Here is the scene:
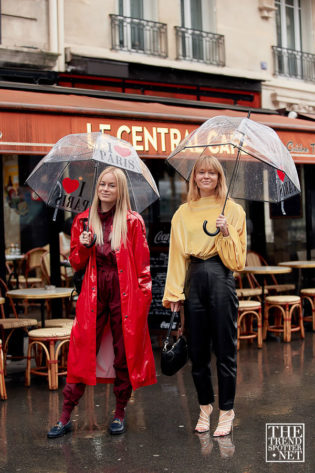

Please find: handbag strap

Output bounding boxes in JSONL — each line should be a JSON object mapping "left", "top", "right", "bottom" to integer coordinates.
{"left": 163, "top": 311, "right": 179, "bottom": 349}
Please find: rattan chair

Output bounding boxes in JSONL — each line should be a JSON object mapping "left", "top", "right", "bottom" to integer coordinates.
{"left": 12, "top": 247, "right": 47, "bottom": 288}
{"left": 26, "top": 326, "right": 71, "bottom": 390}
{"left": 246, "top": 251, "right": 295, "bottom": 294}
{"left": 263, "top": 295, "right": 304, "bottom": 342}
{"left": 300, "top": 288, "right": 315, "bottom": 331}
{"left": 237, "top": 300, "right": 262, "bottom": 349}
{"left": 0, "top": 339, "right": 7, "bottom": 400}
{"left": 0, "top": 278, "right": 38, "bottom": 375}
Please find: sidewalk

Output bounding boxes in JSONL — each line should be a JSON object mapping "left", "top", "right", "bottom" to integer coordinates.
{"left": 1, "top": 330, "right": 314, "bottom": 473}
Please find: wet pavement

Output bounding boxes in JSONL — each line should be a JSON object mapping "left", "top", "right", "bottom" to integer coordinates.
{"left": 1, "top": 330, "right": 315, "bottom": 473}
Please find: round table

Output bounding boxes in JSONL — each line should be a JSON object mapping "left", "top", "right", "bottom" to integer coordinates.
{"left": 241, "top": 266, "right": 292, "bottom": 314}
{"left": 7, "top": 287, "right": 73, "bottom": 328}
{"left": 278, "top": 261, "right": 315, "bottom": 292}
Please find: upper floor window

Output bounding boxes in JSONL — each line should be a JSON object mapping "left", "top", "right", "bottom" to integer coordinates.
{"left": 273, "top": 0, "right": 315, "bottom": 81}
{"left": 275, "top": 0, "right": 302, "bottom": 51}
{"left": 176, "top": 0, "right": 224, "bottom": 66}
{"left": 119, "top": 0, "right": 145, "bottom": 50}
{"left": 111, "top": 0, "right": 167, "bottom": 57}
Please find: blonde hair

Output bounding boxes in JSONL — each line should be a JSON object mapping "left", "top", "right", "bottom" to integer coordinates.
{"left": 89, "top": 167, "right": 131, "bottom": 250}
{"left": 187, "top": 156, "right": 228, "bottom": 203}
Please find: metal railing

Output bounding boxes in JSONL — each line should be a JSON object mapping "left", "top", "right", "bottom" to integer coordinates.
{"left": 273, "top": 46, "right": 315, "bottom": 82}
{"left": 175, "top": 26, "right": 225, "bottom": 66}
{"left": 110, "top": 14, "right": 167, "bottom": 58}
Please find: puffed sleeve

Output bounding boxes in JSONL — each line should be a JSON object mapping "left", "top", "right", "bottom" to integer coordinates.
{"left": 162, "top": 208, "right": 188, "bottom": 308}
{"left": 69, "top": 215, "right": 93, "bottom": 272}
{"left": 215, "top": 203, "right": 247, "bottom": 271}
{"left": 131, "top": 213, "right": 152, "bottom": 301}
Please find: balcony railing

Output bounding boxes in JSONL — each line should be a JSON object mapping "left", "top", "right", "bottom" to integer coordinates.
{"left": 273, "top": 46, "right": 315, "bottom": 82}
{"left": 175, "top": 26, "right": 225, "bottom": 66}
{"left": 110, "top": 14, "right": 167, "bottom": 58}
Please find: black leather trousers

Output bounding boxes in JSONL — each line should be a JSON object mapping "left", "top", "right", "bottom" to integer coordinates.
{"left": 184, "top": 255, "right": 238, "bottom": 410}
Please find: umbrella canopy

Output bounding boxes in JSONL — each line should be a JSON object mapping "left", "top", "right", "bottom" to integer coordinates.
{"left": 167, "top": 115, "right": 301, "bottom": 204}
{"left": 26, "top": 133, "right": 159, "bottom": 216}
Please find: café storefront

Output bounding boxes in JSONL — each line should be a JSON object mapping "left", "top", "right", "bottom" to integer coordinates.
{"left": 1, "top": 87, "right": 315, "bottom": 323}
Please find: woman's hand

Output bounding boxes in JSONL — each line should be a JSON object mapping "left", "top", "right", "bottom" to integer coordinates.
{"left": 170, "top": 301, "right": 181, "bottom": 313}
{"left": 216, "top": 214, "right": 229, "bottom": 237}
{"left": 79, "top": 230, "right": 92, "bottom": 246}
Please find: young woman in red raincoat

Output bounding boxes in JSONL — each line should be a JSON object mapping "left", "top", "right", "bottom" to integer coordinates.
{"left": 48, "top": 166, "right": 157, "bottom": 438}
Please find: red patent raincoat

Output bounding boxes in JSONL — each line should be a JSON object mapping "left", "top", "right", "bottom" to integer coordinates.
{"left": 67, "top": 208, "right": 157, "bottom": 390}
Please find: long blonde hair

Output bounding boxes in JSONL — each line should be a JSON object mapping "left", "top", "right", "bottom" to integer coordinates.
{"left": 89, "top": 167, "right": 131, "bottom": 250}
{"left": 187, "top": 156, "right": 228, "bottom": 203}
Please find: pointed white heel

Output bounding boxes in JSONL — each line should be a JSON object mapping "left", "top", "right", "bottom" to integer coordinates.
{"left": 213, "top": 409, "right": 235, "bottom": 437}
{"left": 194, "top": 404, "right": 213, "bottom": 433}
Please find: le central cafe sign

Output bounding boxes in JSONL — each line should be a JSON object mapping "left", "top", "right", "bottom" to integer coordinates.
{"left": 86, "top": 121, "right": 191, "bottom": 155}
{"left": 0, "top": 111, "right": 315, "bottom": 163}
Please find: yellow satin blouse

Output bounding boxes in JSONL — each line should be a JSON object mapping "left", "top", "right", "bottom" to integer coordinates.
{"left": 162, "top": 196, "right": 247, "bottom": 308}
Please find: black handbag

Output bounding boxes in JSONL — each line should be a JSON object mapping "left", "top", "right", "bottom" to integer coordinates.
{"left": 72, "top": 268, "right": 85, "bottom": 295}
{"left": 161, "top": 311, "right": 188, "bottom": 376}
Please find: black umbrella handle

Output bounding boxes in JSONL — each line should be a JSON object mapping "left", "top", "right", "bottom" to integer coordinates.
{"left": 83, "top": 220, "right": 97, "bottom": 248}
{"left": 203, "top": 199, "right": 227, "bottom": 237}
{"left": 203, "top": 221, "right": 220, "bottom": 236}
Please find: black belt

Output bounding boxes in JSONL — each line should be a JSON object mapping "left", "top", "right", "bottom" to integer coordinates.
{"left": 190, "top": 255, "right": 221, "bottom": 264}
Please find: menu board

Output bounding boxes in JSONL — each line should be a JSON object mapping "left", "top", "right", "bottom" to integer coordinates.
{"left": 148, "top": 223, "right": 177, "bottom": 330}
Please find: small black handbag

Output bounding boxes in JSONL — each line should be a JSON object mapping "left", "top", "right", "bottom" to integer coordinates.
{"left": 161, "top": 311, "right": 188, "bottom": 376}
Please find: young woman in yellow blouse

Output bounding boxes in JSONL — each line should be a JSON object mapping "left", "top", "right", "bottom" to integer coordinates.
{"left": 163, "top": 155, "right": 246, "bottom": 437}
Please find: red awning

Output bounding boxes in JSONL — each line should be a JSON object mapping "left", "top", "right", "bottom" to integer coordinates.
{"left": 0, "top": 88, "right": 315, "bottom": 163}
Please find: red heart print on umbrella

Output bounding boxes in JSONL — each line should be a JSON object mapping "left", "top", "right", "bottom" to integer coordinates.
{"left": 277, "top": 170, "right": 285, "bottom": 182}
{"left": 114, "top": 145, "right": 131, "bottom": 157}
{"left": 62, "top": 177, "right": 79, "bottom": 193}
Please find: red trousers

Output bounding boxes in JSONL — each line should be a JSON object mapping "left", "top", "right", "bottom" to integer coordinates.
{"left": 60, "top": 263, "right": 132, "bottom": 423}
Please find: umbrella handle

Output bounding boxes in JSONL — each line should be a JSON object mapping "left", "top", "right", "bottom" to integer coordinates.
{"left": 203, "top": 220, "right": 220, "bottom": 237}
{"left": 83, "top": 221, "right": 97, "bottom": 248}
{"left": 84, "top": 234, "right": 97, "bottom": 248}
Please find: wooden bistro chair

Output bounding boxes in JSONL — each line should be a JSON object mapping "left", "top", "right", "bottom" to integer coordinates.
{"left": 8, "top": 247, "right": 47, "bottom": 289}
{"left": 26, "top": 325, "right": 71, "bottom": 390}
{"left": 234, "top": 271, "right": 268, "bottom": 302}
{"left": 0, "top": 339, "right": 7, "bottom": 400}
{"left": 18, "top": 247, "right": 47, "bottom": 315}
{"left": 41, "top": 251, "right": 73, "bottom": 288}
{"left": 263, "top": 295, "right": 304, "bottom": 343}
{"left": 246, "top": 251, "right": 295, "bottom": 295}
{"left": 40, "top": 252, "right": 74, "bottom": 320}
{"left": 300, "top": 288, "right": 315, "bottom": 331}
{"left": 237, "top": 300, "right": 263, "bottom": 350}
{"left": 0, "top": 278, "right": 38, "bottom": 375}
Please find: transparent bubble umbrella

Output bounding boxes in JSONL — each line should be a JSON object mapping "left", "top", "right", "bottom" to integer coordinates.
{"left": 167, "top": 114, "right": 301, "bottom": 236}
{"left": 26, "top": 132, "right": 160, "bottom": 220}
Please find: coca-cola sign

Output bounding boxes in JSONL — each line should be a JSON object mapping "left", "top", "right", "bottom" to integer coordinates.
{"left": 153, "top": 230, "right": 170, "bottom": 245}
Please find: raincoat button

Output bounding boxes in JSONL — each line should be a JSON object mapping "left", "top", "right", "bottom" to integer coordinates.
{"left": 120, "top": 270, "right": 123, "bottom": 273}
{"left": 123, "top": 292, "right": 126, "bottom": 296}
{"left": 125, "top": 315, "right": 128, "bottom": 318}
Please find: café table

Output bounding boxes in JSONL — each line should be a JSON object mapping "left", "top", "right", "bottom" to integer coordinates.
{"left": 278, "top": 260, "right": 315, "bottom": 293}
{"left": 7, "top": 287, "right": 73, "bottom": 328}
{"left": 240, "top": 265, "right": 292, "bottom": 315}
{"left": 5, "top": 254, "right": 25, "bottom": 288}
